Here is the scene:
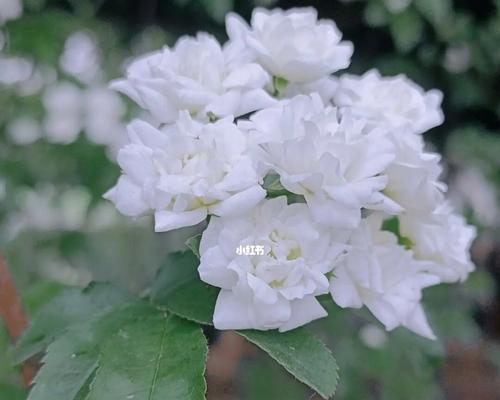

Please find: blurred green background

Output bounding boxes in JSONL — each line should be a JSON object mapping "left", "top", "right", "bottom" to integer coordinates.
{"left": 0, "top": 0, "right": 499, "bottom": 399}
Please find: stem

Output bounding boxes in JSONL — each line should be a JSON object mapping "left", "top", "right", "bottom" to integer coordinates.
{"left": 0, "top": 252, "right": 36, "bottom": 387}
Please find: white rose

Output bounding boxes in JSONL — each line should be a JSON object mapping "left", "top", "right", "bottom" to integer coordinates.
{"left": 240, "top": 94, "right": 401, "bottom": 229}
{"left": 333, "top": 69, "right": 444, "bottom": 134}
{"left": 330, "top": 214, "right": 439, "bottom": 339}
{"left": 226, "top": 7, "right": 353, "bottom": 84}
{"left": 110, "top": 33, "right": 275, "bottom": 124}
{"left": 198, "top": 196, "right": 349, "bottom": 332}
{"left": 104, "top": 113, "right": 266, "bottom": 232}
{"left": 383, "top": 130, "right": 446, "bottom": 214}
{"left": 399, "top": 203, "right": 476, "bottom": 283}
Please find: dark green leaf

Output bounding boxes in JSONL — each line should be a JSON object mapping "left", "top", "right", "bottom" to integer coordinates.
{"left": 29, "top": 303, "right": 207, "bottom": 400}
{"left": 22, "top": 281, "right": 66, "bottom": 315}
{"left": 389, "top": 9, "right": 424, "bottom": 53}
{"left": 151, "top": 251, "right": 218, "bottom": 325}
{"left": 239, "top": 329, "right": 339, "bottom": 399}
{"left": 414, "top": 0, "right": 451, "bottom": 26}
{"left": 0, "top": 383, "right": 26, "bottom": 400}
{"left": 11, "top": 283, "right": 130, "bottom": 364}
{"left": 363, "top": 1, "right": 389, "bottom": 27}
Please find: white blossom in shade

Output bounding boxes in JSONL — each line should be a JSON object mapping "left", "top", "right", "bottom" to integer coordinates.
{"left": 330, "top": 213, "right": 440, "bottom": 339}
{"left": 383, "top": 130, "right": 446, "bottom": 214}
{"left": 83, "top": 87, "right": 127, "bottom": 156}
{"left": 60, "top": 31, "right": 101, "bottom": 84}
{"left": 9, "top": 185, "right": 91, "bottom": 233}
{"left": 333, "top": 69, "right": 444, "bottom": 134}
{"left": 0, "top": 0, "right": 22, "bottom": 24}
{"left": 0, "top": 56, "right": 33, "bottom": 85}
{"left": 198, "top": 196, "right": 349, "bottom": 332}
{"left": 104, "top": 113, "right": 266, "bottom": 232}
{"left": 399, "top": 203, "right": 476, "bottom": 283}
{"left": 110, "top": 33, "right": 275, "bottom": 124}
{"left": 225, "top": 8, "right": 353, "bottom": 84}
{"left": 240, "top": 94, "right": 401, "bottom": 229}
{"left": 7, "top": 116, "right": 42, "bottom": 145}
{"left": 42, "top": 82, "right": 83, "bottom": 144}
{"left": 450, "top": 167, "right": 499, "bottom": 227}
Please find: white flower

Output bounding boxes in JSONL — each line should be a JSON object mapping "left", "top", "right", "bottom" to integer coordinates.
{"left": 226, "top": 7, "right": 353, "bottom": 84}
{"left": 383, "top": 130, "right": 446, "bottom": 214}
{"left": 110, "top": 33, "right": 275, "bottom": 124}
{"left": 0, "top": 0, "right": 22, "bottom": 25}
{"left": 0, "top": 56, "right": 33, "bottom": 85}
{"left": 399, "top": 203, "right": 476, "bottom": 283}
{"left": 59, "top": 31, "right": 101, "bottom": 84}
{"left": 83, "top": 87, "right": 127, "bottom": 156}
{"left": 450, "top": 167, "right": 499, "bottom": 227}
{"left": 42, "top": 82, "right": 83, "bottom": 144}
{"left": 7, "top": 116, "right": 42, "bottom": 145}
{"left": 198, "top": 196, "right": 348, "bottom": 332}
{"left": 330, "top": 214, "right": 439, "bottom": 339}
{"left": 104, "top": 113, "right": 266, "bottom": 232}
{"left": 333, "top": 69, "right": 444, "bottom": 134}
{"left": 240, "top": 94, "right": 401, "bottom": 229}
{"left": 42, "top": 83, "right": 127, "bottom": 152}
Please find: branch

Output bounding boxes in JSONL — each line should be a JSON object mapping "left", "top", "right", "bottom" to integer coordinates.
{"left": 0, "top": 252, "right": 36, "bottom": 387}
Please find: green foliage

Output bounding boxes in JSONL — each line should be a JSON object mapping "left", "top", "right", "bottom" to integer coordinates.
{"left": 239, "top": 329, "right": 339, "bottom": 399}
{"left": 0, "top": 383, "right": 26, "bottom": 400}
{"left": 11, "top": 283, "right": 130, "bottom": 364}
{"left": 240, "top": 357, "right": 307, "bottom": 400}
{"left": 263, "top": 173, "right": 305, "bottom": 203}
{"left": 6, "top": 11, "right": 81, "bottom": 62}
{"left": 310, "top": 301, "right": 446, "bottom": 400}
{"left": 22, "top": 281, "right": 66, "bottom": 315}
{"left": 389, "top": 8, "right": 424, "bottom": 53}
{"left": 28, "top": 302, "right": 207, "bottom": 400}
{"left": 272, "top": 76, "right": 289, "bottom": 97}
{"left": 414, "top": 0, "right": 452, "bottom": 26}
{"left": 151, "top": 251, "right": 219, "bottom": 325}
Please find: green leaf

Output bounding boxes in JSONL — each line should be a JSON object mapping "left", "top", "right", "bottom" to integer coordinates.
{"left": 152, "top": 252, "right": 339, "bottom": 398}
{"left": 29, "top": 303, "right": 207, "bottom": 400}
{"left": 239, "top": 329, "right": 339, "bottom": 399}
{"left": 22, "top": 281, "right": 66, "bottom": 315}
{"left": 414, "top": 0, "right": 451, "bottom": 26}
{"left": 262, "top": 174, "right": 306, "bottom": 204}
{"left": 263, "top": 173, "right": 285, "bottom": 192}
{"left": 272, "top": 76, "right": 289, "bottom": 97}
{"left": 363, "top": 1, "right": 389, "bottom": 27}
{"left": 151, "top": 251, "right": 218, "bottom": 325}
{"left": 29, "top": 332, "right": 99, "bottom": 400}
{"left": 85, "top": 308, "right": 207, "bottom": 400}
{"left": 200, "top": 0, "right": 233, "bottom": 23}
{"left": 0, "top": 383, "right": 26, "bottom": 400}
{"left": 11, "top": 283, "right": 130, "bottom": 364}
{"left": 381, "top": 217, "right": 413, "bottom": 249}
{"left": 389, "top": 9, "right": 424, "bottom": 53}
{"left": 6, "top": 11, "right": 80, "bottom": 63}
{"left": 185, "top": 234, "right": 202, "bottom": 259}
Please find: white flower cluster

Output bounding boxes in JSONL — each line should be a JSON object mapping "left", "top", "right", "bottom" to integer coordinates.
{"left": 106, "top": 7, "right": 476, "bottom": 338}
{"left": 3, "top": 30, "right": 128, "bottom": 158}
{"left": 0, "top": 0, "right": 22, "bottom": 25}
